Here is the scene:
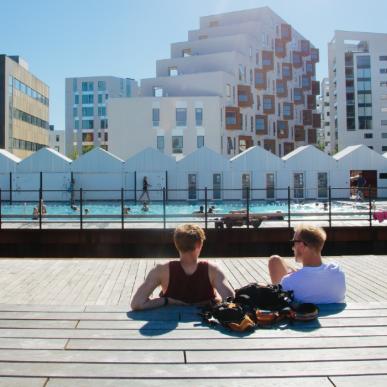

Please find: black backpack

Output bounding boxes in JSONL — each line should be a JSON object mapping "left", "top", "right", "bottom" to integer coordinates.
{"left": 234, "top": 283, "right": 294, "bottom": 311}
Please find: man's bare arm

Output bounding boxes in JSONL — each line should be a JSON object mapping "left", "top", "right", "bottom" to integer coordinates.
{"left": 210, "top": 264, "right": 235, "bottom": 301}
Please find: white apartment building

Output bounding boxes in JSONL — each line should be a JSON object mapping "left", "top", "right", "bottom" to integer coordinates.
{"left": 65, "top": 76, "right": 138, "bottom": 158}
{"left": 319, "top": 78, "right": 332, "bottom": 154}
{"left": 329, "top": 31, "right": 387, "bottom": 154}
{"left": 109, "top": 7, "right": 320, "bottom": 160}
{"left": 48, "top": 126, "right": 65, "bottom": 155}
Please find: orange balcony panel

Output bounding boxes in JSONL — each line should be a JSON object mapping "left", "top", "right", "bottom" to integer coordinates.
{"left": 282, "top": 63, "right": 293, "bottom": 80}
{"left": 292, "top": 51, "right": 303, "bottom": 68}
{"left": 237, "top": 85, "right": 253, "bottom": 108}
{"left": 307, "top": 95, "right": 316, "bottom": 110}
{"left": 281, "top": 23, "right": 292, "bottom": 42}
{"left": 308, "top": 128, "right": 317, "bottom": 144}
{"left": 275, "top": 39, "right": 287, "bottom": 58}
{"left": 300, "top": 40, "right": 310, "bottom": 56}
{"left": 295, "top": 125, "right": 305, "bottom": 141}
{"left": 225, "top": 107, "right": 241, "bottom": 130}
{"left": 263, "top": 95, "right": 275, "bottom": 114}
{"left": 255, "top": 114, "right": 268, "bottom": 135}
{"left": 264, "top": 139, "right": 276, "bottom": 155}
{"left": 313, "top": 113, "right": 321, "bottom": 128}
{"left": 277, "top": 120, "right": 289, "bottom": 139}
{"left": 262, "top": 50, "right": 274, "bottom": 71}
{"left": 312, "top": 81, "right": 320, "bottom": 96}
{"left": 238, "top": 135, "right": 253, "bottom": 150}
{"left": 254, "top": 68, "right": 267, "bottom": 89}
{"left": 303, "top": 110, "right": 313, "bottom": 126}
{"left": 302, "top": 75, "right": 311, "bottom": 91}
{"left": 284, "top": 142, "right": 294, "bottom": 155}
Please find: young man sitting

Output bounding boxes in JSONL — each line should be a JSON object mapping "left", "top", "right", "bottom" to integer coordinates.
{"left": 268, "top": 224, "right": 346, "bottom": 304}
{"left": 130, "top": 224, "right": 235, "bottom": 310}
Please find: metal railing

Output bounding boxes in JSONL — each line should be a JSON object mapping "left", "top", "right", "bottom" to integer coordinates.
{"left": 0, "top": 185, "right": 385, "bottom": 230}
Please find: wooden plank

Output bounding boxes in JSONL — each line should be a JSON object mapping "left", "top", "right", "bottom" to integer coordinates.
{"left": 186, "top": 347, "right": 387, "bottom": 363}
{"left": 0, "top": 320, "right": 77, "bottom": 329}
{"left": 0, "top": 304, "right": 85, "bottom": 312}
{"left": 0, "top": 377, "right": 47, "bottom": 387}
{"left": 0, "top": 360, "right": 386, "bottom": 378}
{"left": 46, "top": 377, "right": 333, "bottom": 387}
{"left": 0, "top": 338, "right": 67, "bottom": 349}
{"left": 331, "top": 375, "right": 387, "bottom": 386}
{"left": 0, "top": 349, "right": 184, "bottom": 363}
{"left": 67, "top": 335, "right": 387, "bottom": 350}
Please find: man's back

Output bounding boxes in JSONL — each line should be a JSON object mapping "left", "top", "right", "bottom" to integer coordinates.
{"left": 281, "top": 262, "right": 346, "bottom": 304}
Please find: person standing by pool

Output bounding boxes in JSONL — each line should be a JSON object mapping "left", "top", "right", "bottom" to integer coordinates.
{"left": 138, "top": 176, "right": 151, "bottom": 202}
{"left": 267, "top": 224, "right": 346, "bottom": 304}
{"left": 131, "top": 224, "right": 235, "bottom": 310}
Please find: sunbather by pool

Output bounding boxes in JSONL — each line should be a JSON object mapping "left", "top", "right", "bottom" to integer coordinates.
{"left": 268, "top": 224, "right": 346, "bottom": 304}
{"left": 130, "top": 224, "right": 235, "bottom": 310}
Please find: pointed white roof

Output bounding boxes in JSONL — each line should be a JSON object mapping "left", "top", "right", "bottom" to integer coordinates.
{"left": 230, "top": 146, "right": 283, "bottom": 170}
{"left": 333, "top": 144, "right": 387, "bottom": 169}
{"left": 124, "top": 147, "right": 176, "bottom": 172}
{"left": 282, "top": 145, "right": 337, "bottom": 169}
{"left": 71, "top": 147, "right": 124, "bottom": 172}
{"left": 281, "top": 145, "right": 310, "bottom": 160}
{"left": 333, "top": 145, "right": 364, "bottom": 160}
{"left": 0, "top": 149, "right": 20, "bottom": 172}
{"left": 17, "top": 147, "right": 71, "bottom": 172}
{"left": 177, "top": 146, "right": 229, "bottom": 171}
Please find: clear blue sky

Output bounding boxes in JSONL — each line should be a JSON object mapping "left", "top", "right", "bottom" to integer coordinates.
{"left": 2, "top": 0, "right": 387, "bottom": 131}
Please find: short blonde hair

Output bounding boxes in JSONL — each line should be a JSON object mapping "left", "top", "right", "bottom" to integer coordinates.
{"left": 174, "top": 224, "right": 206, "bottom": 253}
{"left": 294, "top": 224, "right": 326, "bottom": 251}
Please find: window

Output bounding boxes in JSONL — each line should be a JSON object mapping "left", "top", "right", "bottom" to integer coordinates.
{"left": 74, "top": 94, "right": 79, "bottom": 104}
{"left": 100, "top": 119, "right": 108, "bottom": 129}
{"left": 242, "top": 174, "right": 250, "bottom": 199}
{"left": 357, "top": 55, "right": 370, "bottom": 68}
{"left": 226, "top": 84, "right": 231, "bottom": 98}
{"left": 81, "top": 81, "right": 94, "bottom": 92}
{"left": 74, "top": 120, "right": 79, "bottom": 130}
{"left": 56, "top": 135, "right": 60, "bottom": 142}
{"left": 263, "top": 95, "right": 274, "bottom": 112}
{"left": 283, "top": 102, "right": 293, "bottom": 119}
{"left": 82, "top": 119, "right": 94, "bottom": 129}
{"left": 182, "top": 48, "right": 191, "bottom": 57}
{"left": 364, "top": 133, "right": 373, "bottom": 138}
{"left": 169, "top": 67, "right": 178, "bottom": 76}
{"left": 72, "top": 78, "right": 77, "bottom": 92}
{"left": 382, "top": 146, "right": 387, "bottom": 151}
{"left": 98, "top": 94, "right": 103, "bottom": 103}
{"left": 197, "top": 135, "right": 204, "bottom": 148}
{"left": 82, "top": 107, "right": 94, "bottom": 116}
{"left": 318, "top": 172, "right": 328, "bottom": 198}
{"left": 255, "top": 116, "right": 267, "bottom": 133}
{"left": 213, "top": 173, "right": 221, "bottom": 200}
{"left": 226, "top": 111, "right": 237, "bottom": 125}
{"left": 382, "top": 132, "right": 387, "bottom": 138}
{"left": 188, "top": 174, "right": 197, "bottom": 200}
{"left": 82, "top": 132, "right": 94, "bottom": 142}
{"left": 97, "top": 81, "right": 106, "bottom": 91}
{"left": 82, "top": 94, "right": 94, "bottom": 104}
{"left": 357, "top": 68, "right": 371, "bottom": 78}
{"left": 294, "top": 173, "right": 304, "bottom": 199}
{"left": 73, "top": 107, "right": 78, "bottom": 117}
{"left": 152, "top": 87, "right": 163, "bottom": 97}
{"left": 172, "top": 136, "right": 183, "bottom": 153}
{"left": 266, "top": 173, "right": 275, "bottom": 199}
{"left": 176, "top": 108, "right": 187, "bottom": 126}
{"left": 152, "top": 108, "right": 160, "bottom": 126}
{"left": 195, "top": 108, "right": 203, "bottom": 126}
{"left": 98, "top": 107, "right": 106, "bottom": 116}
{"left": 238, "top": 65, "right": 243, "bottom": 81}
{"left": 157, "top": 136, "right": 164, "bottom": 152}
{"left": 381, "top": 69, "right": 387, "bottom": 74}
{"left": 380, "top": 81, "right": 387, "bottom": 87}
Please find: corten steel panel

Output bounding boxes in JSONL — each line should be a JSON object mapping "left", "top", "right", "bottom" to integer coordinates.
{"left": 303, "top": 109, "right": 313, "bottom": 126}
{"left": 306, "top": 61, "right": 315, "bottom": 76}
{"left": 312, "top": 80, "right": 320, "bottom": 96}
{"left": 310, "top": 48, "right": 319, "bottom": 63}
{"left": 292, "top": 51, "right": 303, "bottom": 68}
{"left": 238, "top": 135, "right": 253, "bottom": 149}
{"left": 284, "top": 142, "right": 294, "bottom": 155}
{"left": 237, "top": 85, "right": 253, "bottom": 108}
{"left": 225, "top": 106, "right": 241, "bottom": 130}
{"left": 263, "top": 95, "right": 275, "bottom": 114}
{"left": 308, "top": 128, "right": 317, "bottom": 144}
{"left": 302, "top": 75, "right": 311, "bottom": 91}
{"left": 300, "top": 40, "right": 310, "bottom": 56}
{"left": 262, "top": 50, "right": 274, "bottom": 71}
{"left": 281, "top": 23, "right": 292, "bottom": 42}
{"left": 313, "top": 113, "right": 321, "bottom": 128}
{"left": 277, "top": 120, "right": 289, "bottom": 139}
{"left": 264, "top": 138, "right": 276, "bottom": 154}
{"left": 307, "top": 95, "right": 316, "bottom": 110}
{"left": 282, "top": 63, "right": 293, "bottom": 80}
{"left": 254, "top": 68, "right": 267, "bottom": 90}
{"left": 0, "top": 227, "right": 386, "bottom": 257}
{"left": 255, "top": 114, "right": 268, "bottom": 135}
{"left": 283, "top": 102, "right": 294, "bottom": 120}
{"left": 275, "top": 39, "right": 287, "bottom": 58}
{"left": 293, "top": 88, "right": 305, "bottom": 105}
{"left": 276, "top": 79, "right": 288, "bottom": 98}
{"left": 295, "top": 125, "right": 305, "bottom": 141}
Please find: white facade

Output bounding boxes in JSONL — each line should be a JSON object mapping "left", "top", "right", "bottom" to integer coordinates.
{"left": 328, "top": 31, "right": 387, "bottom": 154}
{"left": 49, "top": 130, "right": 65, "bottom": 155}
{"left": 109, "top": 7, "right": 320, "bottom": 160}
{"left": 0, "top": 150, "right": 20, "bottom": 200}
{"left": 319, "top": 78, "right": 332, "bottom": 154}
{"left": 65, "top": 76, "right": 138, "bottom": 158}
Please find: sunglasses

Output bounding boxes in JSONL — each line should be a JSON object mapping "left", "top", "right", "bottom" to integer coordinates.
{"left": 290, "top": 239, "right": 307, "bottom": 246}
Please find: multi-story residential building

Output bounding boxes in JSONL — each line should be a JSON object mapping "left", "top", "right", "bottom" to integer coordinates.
{"left": 0, "top": 55, "right": 49, "bottom": 158}
{"left": 319, "top": 78, "right": 332, "bottom": 154}
{"left": 328, "top": 31, "right": 387, "bottom": 154}
{"left": 48, "top": 125, "right": 65, "bottom": 155}
{"left": 65, "top": 76, "right": 138, "bottom": 158}
{"left": 109, "top": 7, "right": 320, "bottom": 160}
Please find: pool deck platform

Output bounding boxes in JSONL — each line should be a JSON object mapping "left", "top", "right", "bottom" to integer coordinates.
{"left": 0, "top": 256, "right": 387, "bottom": 386}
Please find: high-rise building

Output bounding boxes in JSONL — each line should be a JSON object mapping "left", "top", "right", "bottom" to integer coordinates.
{"left": 109, "top": 7, "right": 320, "bottom": 160}
{"left": 328, "top": 30, "right": 387, "bottom": 154}
{"left": 65, "top": 76, "right": 138, "bottom": 158}
{"left": 0, "top": 55, "right": 50, "bottom": 158}
{"left": 319, "top": 78, "right": 332, "bottom": 154}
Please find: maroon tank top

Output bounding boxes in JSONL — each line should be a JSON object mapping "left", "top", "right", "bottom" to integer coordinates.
{"left": 162, "top": 261, "right": 216, "bottom": 304}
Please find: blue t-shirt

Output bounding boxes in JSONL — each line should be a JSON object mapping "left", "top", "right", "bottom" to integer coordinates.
{"left": 281, "top": 262, "right": 346, "bottom": 304}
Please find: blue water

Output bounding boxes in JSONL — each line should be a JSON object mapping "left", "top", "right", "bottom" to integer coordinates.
{"left": 0, "top": 200, "right": 370, "bottom": 220}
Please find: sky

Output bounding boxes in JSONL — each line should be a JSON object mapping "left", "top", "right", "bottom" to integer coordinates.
{"left": 2, "top": 0, "right": 387, "bottom": 131}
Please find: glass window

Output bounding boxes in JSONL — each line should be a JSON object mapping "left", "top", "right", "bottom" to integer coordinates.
{"left": 82, "top": 94, "right": 94, "bottom": 104}
{"left": 255, "top": 117, "right": 265, "bottom": 131}
{"left": 197, "top": 135, "right": 204, "bottom": 148}
{"left": 152, "top": 108, "right": 160, "bottom": 126}
{"left": 266, "top": 173, "right": 275, "bottom": 199}
{"left": 82, "top": 107, "right": 94, "bottom": 116}
{"left": 176, "top": 108, "right": 187, "bottom": 126}
{"left": 73, "top": 107, "right": 78, "bottom": 117}
{"left": 172, "top": 136, "right": 183, "bottom": 153}
{"left": 238, "top": 64, "right": 243, "bottom": 81}
{"left": 242, "top": 174, "right": 250, "bottom": 199}
{"left": 82, "top": 119, "right": 94, "bottom": 129}
{"left": 153, "top": 86, "right": 163, "bottom": 97}
{"left": 195, "top": 108, "right": 203, "bottom": 126}
{"left": 97, "top": 81, "right": 106, "bottom": 91}
{"left": 100, "top": 119, "right": 108, "bottom": 129}
{"left": 168, "top": 67, "right": 178, "bottom": 76}
{"left": 98, "top": 94, "right": 103, "bottom": 103}
{"left": 226, "top": 111, "right": 237, "bottom": 125}
{"left": 72, "top": 79, "right": 77, "bottom": 92}
{"left": 188, "top": 174, "right": 197, "bottom": 200}
{"left": 156, "top": 135, "right": 164, "bottom": 152}
{"left": 82, "top": 81, "right": 94, "bottom": 91}
{"left": 74, "top": 94, "right": 79, "bottom": 104}
{"left": 74, "top": 120, "right": 79, "bottom": 130}
{"left": 226, "top": 84, "right": 231, "bottom": 98}
{"left": 317, "top": 172, "right": 328, "bottom": 198}
{"left": 380, "top": 56, "right": 387, "bottom": 61}
{"left": 98, "top": 107, "right": 106, "bottom": 116}
{"left": 294, "top": 173, "right": 304, "bottom": 199}
{"left": 357, "top": 55, "right": 370, "bottom": 68}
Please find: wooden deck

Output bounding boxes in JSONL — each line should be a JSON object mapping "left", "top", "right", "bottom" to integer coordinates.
{"left": 0, "top": 256, "right": 387, "bottom": 386}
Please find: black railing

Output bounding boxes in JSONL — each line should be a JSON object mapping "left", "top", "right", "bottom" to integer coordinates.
{"left": 0, "top": 186, "right": 385, "bottom": 230}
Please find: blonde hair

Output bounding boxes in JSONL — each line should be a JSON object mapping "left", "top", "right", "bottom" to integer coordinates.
{"left": 294, "top": 224, "right": 326, "bottom": 251}
{"left": 174, "top": 224, "right": 206, "bottom": 253}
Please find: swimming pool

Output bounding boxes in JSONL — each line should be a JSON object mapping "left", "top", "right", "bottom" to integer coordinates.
{"left": 0, "top": 199, "right": 372, "bottom": 222}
